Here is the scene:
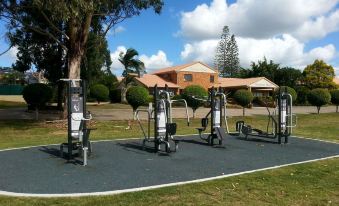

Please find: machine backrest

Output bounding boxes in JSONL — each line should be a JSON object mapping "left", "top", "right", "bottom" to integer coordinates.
{"left": 201, "top": 118, "right": 208, "bottom": 128}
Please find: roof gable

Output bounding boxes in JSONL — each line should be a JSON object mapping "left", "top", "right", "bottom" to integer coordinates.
{"left": 152, "top": 61, "right": 216, "bottom": 74}
{"left": 180, "top": 62, "right": 216, "bottom": 73}
{"left": 250, "top": 78, "right": 278, "bottom": 88}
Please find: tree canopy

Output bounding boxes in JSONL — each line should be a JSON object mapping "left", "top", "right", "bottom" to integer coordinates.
{"left": 0, "top": 0, "right": 163, "bottom": 79}
{"left": 214, "top": 26, "right": 240, "bottom": 77}
{"left": 303, "top": 59, "right": 336, "bottom": 89}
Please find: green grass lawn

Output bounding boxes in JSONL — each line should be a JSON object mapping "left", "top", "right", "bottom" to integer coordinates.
{"left": 0, "top": 113, "right": 338, "bottom": 205}
{"left": 0, "top": 100, "right": 26, "bottom": 109}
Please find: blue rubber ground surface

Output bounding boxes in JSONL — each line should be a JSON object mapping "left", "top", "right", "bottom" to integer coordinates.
{"left": 0, "top": 135, "right": 339, "bottom": 195}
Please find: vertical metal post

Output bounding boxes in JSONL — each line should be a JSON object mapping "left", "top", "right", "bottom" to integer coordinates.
{"left": 278, "top": 87, "right": 282, "bottom": 144}
{"left": 210, "top": 87, "right": 215, "bottom": 137}
{"left": 219, "top": 87, "right": 223, "bottom": 127}
{"left": 153, "top": 85, "right": 158, "bottom": 151}
{"left": 67, "top": 81, "right": 72, "bottom": 159}
{"left": 284, "top": 86, "right": 289, "bottom": 144}
{"left": 82, "top": 80, "right": 88, "bottom": 148}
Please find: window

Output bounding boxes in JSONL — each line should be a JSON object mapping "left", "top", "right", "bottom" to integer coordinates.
{"left": 210, "top": 75, "right": 214, "bottom": 83}
{"left": 184, "top": 74, "right": 192, "bottom": 82}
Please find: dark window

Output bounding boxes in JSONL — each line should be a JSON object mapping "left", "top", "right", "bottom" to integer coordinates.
{"left": 184, "top": 74, "right": 193, "bottom": 81}
{"left": 210, "top": 75, "right": 214, "bottom": 83}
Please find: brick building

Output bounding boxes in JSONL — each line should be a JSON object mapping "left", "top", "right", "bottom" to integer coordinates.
{"left": 119, "top": 61, "right": 278, "bottom": 96}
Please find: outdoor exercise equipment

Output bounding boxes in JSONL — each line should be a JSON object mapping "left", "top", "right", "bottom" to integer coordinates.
{"left": 136, "top": 84, "right": 190, "bottom": 153}
{"left": 195, "top": 87, "right": 229, "bottom": 146}
{"left": 235, "top": 87, "right": 297, "bottom": 144}
{"left": 59, "top": 79, "right": 93, "bottom": 166}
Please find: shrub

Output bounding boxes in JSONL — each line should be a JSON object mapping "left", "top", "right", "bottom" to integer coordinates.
{"left": 22, "top": 83, "right": 53, "bottom": 120}
{"left": 330, "top": 90, "right": 339, "bottom": 112}
{"left": 295, "top": 86, "right": 310, "bottom": 105}
{"left": 181, "top": 85, "right": 208, "bottom": 118}
{"left": 90, "top": 84, "right": 109, "bottom": 104}
{"left": 234, "top": 89, "right": 253, "bottom": 116}
{"left": 23, "top": 83, "right": 53, "bottom": 108}
{"left": 307, "top": 88, "right": 331, "bottom": 114}
{"left": 276, "top": 86, "right": 297, "bottom": 103}
{"left": 109, "top": 88, "right": 122, "bottom": 103}
{"left": 126, "top": 86, "right": 149, "bottom": 118}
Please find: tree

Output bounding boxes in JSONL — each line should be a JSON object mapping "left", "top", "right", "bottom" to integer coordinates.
{"left": 126, "top": 86, "right": 149, "bottom": 119}
{"left": 330, "top": 90, "right": 339, "bottom": 112}
{"left": 248, "top": 57, "right": 279, "bottom": 82}
{"left": 307, "top": 88, "right": 331, "bottom": 114}
{"left": 119, "top": 48, "right": 145, "bottom": 103}
{"left": 303, "top": 60, "right": 336, "bottom": 89}
{"left": 275, "top": 67, "right": 303, "bottom": 88}
{"left": 295, "top": 86, "right": 310, "bottom": 105}
{"left": 0, "top": 0, "right": 163, "bottom": 80}
{"left": 214, "top": 26, "right": 240, "bottom": 77}
{"left": 233, "top": 89, "right": 253, "bottom": 116}
{"left": 90, "top": 84, "right": 109, "bottom": 104}
{"left": 181, "top": 85, "right": 208, "bottom": 118}
{"left": 22, "top": 83, "right": 53, "bottom": 120}
{"left": 277, "top": 86, "right": 297, "bottom": 103}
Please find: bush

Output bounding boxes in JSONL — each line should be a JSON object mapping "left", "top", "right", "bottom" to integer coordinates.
{"left": 276, "top": 86, "right": 297, "bottom": 103}
{"left": 90, "top": 84, "right": 109, "bottom": 104}
{"left": 234, "top": 89, "right": 253, "bottom": 116}
{"left": 295, "top": 86, "right": 310, "bottom": 105}
{"left": 109, "top": 88, "right": 122, "bottom": 103}
{"left": 181, "top": 85, "right": 208, "bottom": 118}
{"left": 126, "top": 86, "right": 149, "bottom": 113}
{"left": 330, "top": 90, "right": 339, "bottom": 112}
{"left": 307, "top": 88, "right": 331, "bottom": 114}
{"left": 23, "top": 83, "right": 53, "bottom": 109}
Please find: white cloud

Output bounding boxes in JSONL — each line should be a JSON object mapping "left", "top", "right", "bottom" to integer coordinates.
{"left": 180, "top": 34, "right": 337, "bottom": 69}
{"left": 180, "top": 40, "right": 219, "bottom": 63}
{"left": 179, "top": 0, "right": 339, "bottom": 41}
{"left": 139, "top": 50, "right": 173, "bottom": 73}
{"left": 110, "top": 46, "right": 173, "bottom": 75}
{"left": 178, "top": 0, "right": 339, "bottom": 72}
{"left": 0, "top": 46, "right": 18, "bottom": 66}
{"left": 294, "top": 10, "right": 339, "bottom": 41}
{"left": 110, "top": 46, "right": 127, "bottom": 73}
{"left": 113, "top": 26, "right": 126, "bottom": 34}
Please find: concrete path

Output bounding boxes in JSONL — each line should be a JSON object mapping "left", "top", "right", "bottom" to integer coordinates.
{"left": 0, "top": 106, "right": 337, "bottom": 121}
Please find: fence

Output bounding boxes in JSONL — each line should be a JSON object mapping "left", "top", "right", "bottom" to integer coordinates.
{"left": 0, "top": 85, "right": 24, "bottom": 95}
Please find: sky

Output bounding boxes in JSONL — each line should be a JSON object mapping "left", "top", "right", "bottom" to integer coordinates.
{"left": 0, "top": 0, "right": 339, "bottom": 77}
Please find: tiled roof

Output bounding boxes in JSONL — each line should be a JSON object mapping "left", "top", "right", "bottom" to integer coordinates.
{"left": 152, "top": 61, "right": 216, "bottom": 74}
{"left": 216, "top": 77, "right": 278, "bottom": 88}
{"left": 135, "top": 74, "right": 180, "bottom": 88}
{"left": 334, "top": 77, "right": 339, "bottom": 85}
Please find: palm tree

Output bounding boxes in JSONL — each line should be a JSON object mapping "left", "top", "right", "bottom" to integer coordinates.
{"left": 119, "top": 48, "right": 145, "bottom": 103}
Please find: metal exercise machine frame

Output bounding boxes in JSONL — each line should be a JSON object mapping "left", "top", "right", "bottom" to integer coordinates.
{"left": 196, "top": 87, "right": 228, "bottom": 146}
{"left": 59, "top": 79, "right": 93, "bottom": 166}
{"left": 136, "top": 84, "right": 190, "bottom": 153}
{"left": 236, "top": 87, "right": 297, "bottom": 144}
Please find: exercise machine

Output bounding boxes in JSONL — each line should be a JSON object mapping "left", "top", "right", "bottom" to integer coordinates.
{"left": 59, "top": 79, "right": 93, "bottom": 166}
{"left": 136, "top": 84, "right": 190, "bottom": 153}
{"left": 196, "top": 87, "right": 228, "bottom": 146}
{"left": 235, "top": 87, "right": 297, "bottom": 144}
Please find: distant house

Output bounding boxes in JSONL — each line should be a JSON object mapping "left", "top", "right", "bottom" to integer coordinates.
{"left": 117, "top": 61, "right": 278, "bottom": 96}
{"left": 25, "top": 72, "right": 48, "bottom": 84}
{"left": 217, "top": 77, "right": 278, "bottom": 97}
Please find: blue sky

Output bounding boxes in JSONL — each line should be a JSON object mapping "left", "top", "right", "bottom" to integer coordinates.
{"left": 1, "top": 0, "right": 339, "bottom": 76}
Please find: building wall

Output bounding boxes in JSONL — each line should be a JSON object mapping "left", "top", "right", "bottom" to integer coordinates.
{"left": 176, "top": 72, "right": 218, "bottom": 92}
{"left": 157, "top": 72, "right": 178, "bottom": 84}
